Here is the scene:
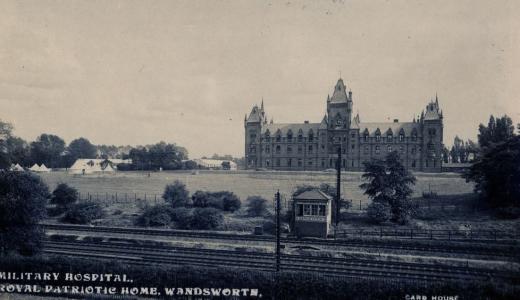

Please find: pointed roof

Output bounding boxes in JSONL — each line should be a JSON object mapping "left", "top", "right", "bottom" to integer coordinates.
{"left": 294, "top": 189, "right": 333, "bottom": 201}
{"left": 330, "top": 78, "right": 349, "bottom": 103}
{"left": 424, "top": 98, "right": 441, "bottom": 120}
{"left": 319, "top": 114, "right": 328, "bottom": 129}
{"left": 29, "top": 164, "right": 41, "bottom": 171}
{"left": 246, "top": 105, "right": 262, "bottom": 123}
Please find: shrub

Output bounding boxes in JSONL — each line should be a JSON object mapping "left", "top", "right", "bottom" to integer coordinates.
{"left": 191, "top": 208, "right": 224, "bottom": 230}
{"left": 162, "top": 180, "right": 190, "bottom": 207}
{"left": 61, "top": 202, "right": 104, "bottom": 224}
{"left": 191, "top": 191, "right": 223, "bottom": 210}
{"left": 246, "top": 196, "right": 269, "bottom": 217}
{"left": 50, "top": 183, "right": 78, "bottom": 209}
{"left": 366, "top": 202, "right": 391, "bottom": 224}
{"left": 217, "top": 191, "right": 241, "bottom": 212}
{"left": 170, "top": 207, "right": 194, "bottom": 229}
{"left": 135, "top": 204, "right": 174, "bottom": 227}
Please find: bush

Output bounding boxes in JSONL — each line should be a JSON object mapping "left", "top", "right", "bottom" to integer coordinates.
{"left": 191, "top": 190, "right": 241, "bottom": 212}
{"left": 246, "top": 196, "right": 269, "bottom": 217}
{"left": 162, "top": 180, "right": 190, "bottom": 207}
{"left": 61, "top": 202, "right": 104, "bottom": 224}
{"left": 366, "top": 202, "right": 391, "bottom": 224}
{"left": 135, "top": 204, "right": 175, "bottom": 227}
{"left": 217, "top": 191, "right": 241, "bottom": 212}
{"left": 191, "top": 208, "right": 223, "bottom": 230}
{"left": 50, "top": 183, "right": 78, "bottom": 209}
{"left": 191, "top": 191, "right": 223, "bottom": 210}
{"left": 170, "top": 207, "right": 194, "bottom": 229}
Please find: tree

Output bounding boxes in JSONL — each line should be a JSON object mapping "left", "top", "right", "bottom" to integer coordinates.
{"left": 366, "top": 202, "right": 391, "bottom": 224}
{"left": 478, "top": 115, "right": 515, "bottom": 148}
{"left": 0, "top": 120, "right": 14, "bottom": 169}
{"left": 51, "top": 183, "right": 78, "bottom": 210}
{"left": 0, "top": 171, "right": 49, "bottom": 255}
{"left": 246, "top": 196, "right": 269, "bottom": 217}
{"left": 360, "top": 151, "right": 417, "bottom": 224}
{"left": 464, "top": 135, "right": 520, "bottom": 208}
{"left": 29, "top": 134, "right": 66, "bottom": 168}
{"left": 67, "top": 138, "right": 97, "bottom": 161}
{"left": 5, "top": 137, "right": 30, "bottom": 166}
{"left": 163, "top": 180, "right": 190, "bottom": 207}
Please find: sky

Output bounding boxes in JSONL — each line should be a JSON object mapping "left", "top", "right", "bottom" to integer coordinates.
{"left": 1, "top": 0, "right": 519, "bottom": 158}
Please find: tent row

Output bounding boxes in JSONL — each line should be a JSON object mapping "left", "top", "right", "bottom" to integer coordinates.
{"left": 29, "top": 164, "right": 51, "bottom": 172}
{"left": 69, "top": 159, "right": 116, "bottom": 175}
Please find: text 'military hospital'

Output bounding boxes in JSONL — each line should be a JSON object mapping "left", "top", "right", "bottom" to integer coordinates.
{"left": 245, "top": 79, "right": 444, "bottom": 172}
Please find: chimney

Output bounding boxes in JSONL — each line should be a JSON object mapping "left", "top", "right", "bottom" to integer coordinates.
{"left": 304, "top": 120, "right": 309, "bottom": 124}
{"left": 393, "top": 119, "right": 399, "bottom": 123}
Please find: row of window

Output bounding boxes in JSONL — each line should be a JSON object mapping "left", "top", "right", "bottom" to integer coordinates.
{"left": 297, "top": 204, "right": 327, "bottom": 217}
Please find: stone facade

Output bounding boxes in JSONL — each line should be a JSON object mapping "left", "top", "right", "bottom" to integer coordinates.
{"left": 244, "top": 79, "right": 444, "bottom": 172}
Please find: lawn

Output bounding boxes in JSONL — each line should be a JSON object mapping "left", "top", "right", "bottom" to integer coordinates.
{"left": 39, "top": 170, "right": 474, "bottom": 206}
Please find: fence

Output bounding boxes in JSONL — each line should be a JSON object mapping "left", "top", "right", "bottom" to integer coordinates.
{"left": 77, "top": 192, "right": 163, "bottom": 206}
{"left": 335, "top": 228, "right": 519, "bottom": 241}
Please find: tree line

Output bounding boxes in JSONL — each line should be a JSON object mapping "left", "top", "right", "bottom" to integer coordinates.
{"left": 0, "top": 119, "right": 189, "bottom": 170}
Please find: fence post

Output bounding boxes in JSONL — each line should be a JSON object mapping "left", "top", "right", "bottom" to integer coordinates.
{"left": 125, "top": 193, "right": 128, "bottom": 202}
{"left": 380, "top": 227, "right": 383, "bottom": 239}
{"left": 410, "top": 229, "right": 413, "bottom": 239}
{"left": 116, "top": 193, "right": 118, "bottom": 202}
{"left": 135, "top": 193, "right": 137, "bottom": 200}
{"left": 429, "top": 230, "right": 433, "bottom": 240}
{"left": 469, "top": 229, "right": 472, "bottom": 240}
{"left": 494, "top": 230, "right": 497, "bottom": 241}
{"left": 359, "top": 200, "right": 362, "bottom": 210}
{"left": 448, "top": 230, "right": 451, "bottom": 241}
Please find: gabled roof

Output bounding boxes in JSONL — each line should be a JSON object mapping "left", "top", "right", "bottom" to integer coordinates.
{"left": 359, "top": 122, "right": 421, "bottom": 136}
{"left": 294, "top": 189, "right": 333, "bottom": 201}
{"left": 261, "top": 123, "right": 320, "bottom": 136}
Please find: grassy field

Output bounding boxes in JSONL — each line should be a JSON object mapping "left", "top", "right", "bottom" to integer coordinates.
{"left": 39, "top": 170, "right": 474, "bottom": 205}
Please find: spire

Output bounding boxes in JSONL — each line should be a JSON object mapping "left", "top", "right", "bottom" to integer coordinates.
{"left": 435, "top": 93, "right": 439, "bottom": 106}
{"left": 413, "top": 115, "right": 416, "bottom": 123}
{"left": 261, "top": 98, "right": 264, "bottom": 111}
{"left": 330, "top": 79, "right": 348, "bottom": 103}
{"left": 327, "top": 94, "right": 330, "bottom": 102}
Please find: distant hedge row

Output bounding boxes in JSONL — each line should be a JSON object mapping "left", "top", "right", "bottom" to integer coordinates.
{"left": 0, "top": 254, "right": 516, "bottom": 299}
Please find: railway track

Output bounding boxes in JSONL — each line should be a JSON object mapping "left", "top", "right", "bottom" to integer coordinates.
{"left": 43, "top": 224, "right": 519, "bottom": 258}
{"left": 44, "top": 240, "right": 518, "bottom": 283}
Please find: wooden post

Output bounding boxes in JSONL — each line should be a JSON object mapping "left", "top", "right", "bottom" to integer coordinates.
{"left": 380, "top": 227, "right": 383, "bottom": 238}
{"left": 410, "top": 229, "right": 413, "bottom": 239}
{"left": 429, "top": 230, "right": 433, "bottom": 240}
{"left": 116, "top": 192, "right": 118, "bottom": 202}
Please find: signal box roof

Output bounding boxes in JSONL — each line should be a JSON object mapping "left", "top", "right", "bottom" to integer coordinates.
{"left": 293, "top": 189, "right": 333, "bottom": 201}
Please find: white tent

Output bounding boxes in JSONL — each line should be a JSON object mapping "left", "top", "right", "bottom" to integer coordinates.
{"left": 39, "top": 164, "right": 51, "bottom": 172}
{"left": 29, "top": 164, "right": 41, "bottom": 172}
{"left": 69, "top": 159, "right": 103, "bottom": 174}
{"left": 11, "top": 163, "right": 24, "bottom": 172}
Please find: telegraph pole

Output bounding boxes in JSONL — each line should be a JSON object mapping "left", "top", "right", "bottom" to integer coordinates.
{"left": 275, "top": 190, "right": 281, "bottom": 272}
{"left": 336, "top": 145, "right": 341, "bottom": 228}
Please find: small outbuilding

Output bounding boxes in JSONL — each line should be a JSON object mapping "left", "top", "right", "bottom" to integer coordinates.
{"left": 292, "top": 189, "right": 333, "bottom": 238}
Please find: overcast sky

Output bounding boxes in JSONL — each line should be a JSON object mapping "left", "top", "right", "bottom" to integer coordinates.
{"left": 1, "top": 0, "right": 518, "bottom": 158}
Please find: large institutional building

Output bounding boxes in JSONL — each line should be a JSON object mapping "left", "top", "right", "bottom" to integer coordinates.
{"left": 244, "top": 79, "right": 444, "bottom": 172}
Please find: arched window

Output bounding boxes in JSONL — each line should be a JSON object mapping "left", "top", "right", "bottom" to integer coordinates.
{"left": 276, "top": 129, "right": 282, "bottom": 142}
{"left": 375, "top": 128, "right": 381, "bottom": 142}
{"left": 375, "top": 146, "right": 380, "bottom": 154}
{"left": 363, "top": 129, "right": 369, "bottom": 142}
{"left": 298, "top": 129, "right": 303, "bottom": 142}
{"left": 275, "top": 145, "right": 281, "bottom": 154}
